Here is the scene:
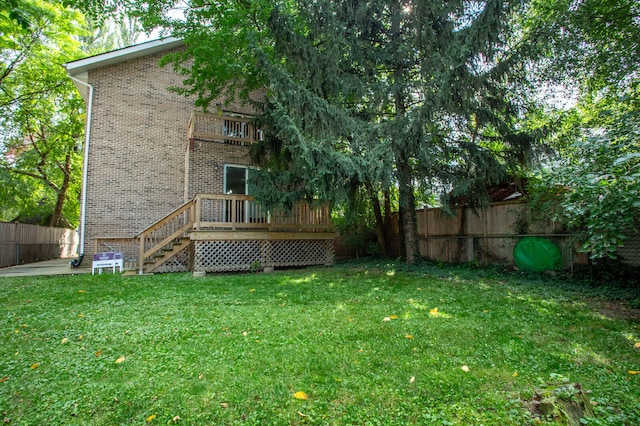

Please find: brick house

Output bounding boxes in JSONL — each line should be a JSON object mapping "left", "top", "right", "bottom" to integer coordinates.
{"left": 65, "top": 38, "right": 334, "bottom": 274}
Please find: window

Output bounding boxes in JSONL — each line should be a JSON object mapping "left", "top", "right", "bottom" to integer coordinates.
{"left": 224, "top": 165, "right": 248, "bottom": 195}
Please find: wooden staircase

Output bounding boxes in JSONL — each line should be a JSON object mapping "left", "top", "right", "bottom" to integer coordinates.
{"left": 143, "top": 237, "right": 191, "bottom": 273}
{"left": 138, "top": 200, "right": 195, "bottom": 274}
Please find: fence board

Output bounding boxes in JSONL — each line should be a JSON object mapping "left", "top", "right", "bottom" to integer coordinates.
{"left": 338, "top": 201, "right": 601, "bottom": 269}
{"left": 413, "top": 202, "right": 584, "bottom": 267}
{"left": 0, "top": 223, "right": 78, "bottom": 267}
{"left": 325, "top": 201, "right": 640, "bottom": 267}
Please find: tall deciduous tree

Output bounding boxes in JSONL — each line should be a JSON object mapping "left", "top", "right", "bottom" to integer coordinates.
{"left": 524, "top": 0, "right": 640, "bottom": 259}
{"left": 0, "top": 0, "right": 85, "bottom": 227}
{"left": 525, "top": 0, "right": 639, "bottom": 94}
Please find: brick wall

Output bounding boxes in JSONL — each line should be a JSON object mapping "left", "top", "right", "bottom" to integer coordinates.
{"left": 186, "top": 140, "right": 253, "bottom": 198}
{"left": 84, "top": 48, "right": 256, "bottom": 257}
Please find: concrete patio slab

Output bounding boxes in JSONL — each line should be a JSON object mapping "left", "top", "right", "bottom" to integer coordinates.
{"left": 0, "top": 258, "right": 91, "bottom": 277}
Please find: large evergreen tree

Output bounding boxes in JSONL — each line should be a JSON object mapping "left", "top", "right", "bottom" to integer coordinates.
{"left": 101, "top": 0, "right": 536, "bottom": 262}
{"left": 256, "top": 1, "right": 534, "bottom": 262}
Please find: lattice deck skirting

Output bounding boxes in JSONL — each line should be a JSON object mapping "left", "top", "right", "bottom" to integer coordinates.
{"left": 194, "top": 239, "right": 334, "bottom": 272}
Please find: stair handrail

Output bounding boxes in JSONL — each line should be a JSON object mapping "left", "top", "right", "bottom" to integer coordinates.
{"left": 136, "top": 199, "right": 195, "bottom": 238}
{"left": 138, "top": 198, "right": 195, "bottom": 274}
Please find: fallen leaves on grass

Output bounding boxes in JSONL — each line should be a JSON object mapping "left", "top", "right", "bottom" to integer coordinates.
{"left": 628, "top": 370, "right": 639, "bottom": 375}
{"left": 146, "top": 414, "right": 155, "bottom": 422}
{"left": 30, "top": 363, "right": 39, "bottom": 370}
{"left": 61, "top": 338, "right": 68, "bottom": 345}
{"left": 405, "top": 334, "right": 414, "bottom": 339}
{"left": 220, "top": 403, "right": 229, "bottom": 408}
{"left": 461, "top": 365, "right": 470, "bottom": 372}
{"left": 293, "top": 391, "right": 308, "bottom": 400}
{"left": 409, "top": 376, "right": 415, "bottom": 383}
{"left": 429, "top": 307, "right": 439, "bottom": 316}
{"left": 635, "top": 342, "right": 640, "bottom": 349}
{"left": 115, "top": 356, "right": 126, "bottom": 364}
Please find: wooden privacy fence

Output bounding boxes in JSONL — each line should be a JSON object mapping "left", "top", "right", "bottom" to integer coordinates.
{"left": 374, "top": 201, "right": 593, "bottom": 269}
{"left": 0, "top": 223, "right": 78, "bottom": 268}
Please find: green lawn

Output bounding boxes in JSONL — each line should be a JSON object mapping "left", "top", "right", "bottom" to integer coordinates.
{"left": 1, "top": 262, "right": 639, "bottom": 425}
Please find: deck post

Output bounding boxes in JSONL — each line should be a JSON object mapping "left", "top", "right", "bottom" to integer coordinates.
{"left": 138, "top": 235, "right": 144, "bottom": 274}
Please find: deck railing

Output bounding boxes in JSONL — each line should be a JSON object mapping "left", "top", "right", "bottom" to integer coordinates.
{"left": 187, "top": 111, "right": 263, "bottom": 145}
{"left": 193, "top": 194, "right": 331, "bottom": 232}
{"left": 138, "top": 199, "right": 196, "bottom": 274}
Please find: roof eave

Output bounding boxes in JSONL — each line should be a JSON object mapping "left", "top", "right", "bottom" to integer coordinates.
{"left": 64, "top": 37, "right": 183, "bottom": 77}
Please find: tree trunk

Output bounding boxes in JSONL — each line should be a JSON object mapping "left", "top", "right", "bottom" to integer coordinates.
{"left": 366, "top": 182, "right": 389, "bottom": 257}
{"left": 395, "top": 156, "right": 419, "bottom": 264}
{"left": 49, "top": 153, "right": 71, "bottom": 227}
{"left": 383, "top": 189, "right": 394, "bottom": 255}
{"left": 390, "top": 0, "right": 419, "bottom": 264}
{"left": 383, "top": 189, "right": 392, "bottom": 231}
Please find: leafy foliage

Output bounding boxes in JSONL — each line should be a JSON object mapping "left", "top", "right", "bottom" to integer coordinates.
{"left": 523, "top": 0, "right": 640, "bottom": 260}
{"left": 528, "top": 87, "right": 640, "bottom": 259}
{"left": 525, "top": 0, "right": 640, "bottom": 93}
{"left": 0, "top": 0, "right": 86, "bottom": 227}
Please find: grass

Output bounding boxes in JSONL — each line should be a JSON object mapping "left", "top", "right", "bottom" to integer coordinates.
{"left": 1, "top": 261, "right": 639, "bottom": 425}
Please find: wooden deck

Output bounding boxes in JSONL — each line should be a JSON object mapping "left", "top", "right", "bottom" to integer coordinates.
{"left": 95, "top": 194, "right": 335, "bottom": 274}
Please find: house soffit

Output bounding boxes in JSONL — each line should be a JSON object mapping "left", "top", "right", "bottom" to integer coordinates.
{"left": 64, "top": 37, "right": 183, "bottom": 77}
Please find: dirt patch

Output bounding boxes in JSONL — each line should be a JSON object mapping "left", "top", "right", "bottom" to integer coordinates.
{"left": 593, "top": 299, "right": 640, "bottom": 321}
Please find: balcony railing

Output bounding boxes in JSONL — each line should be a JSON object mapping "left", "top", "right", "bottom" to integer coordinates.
{"left": 193, "top": 194, "right": 331, "bottom": 231}
{"left": 187, "top": 111, "right": 263, "bottom": 145}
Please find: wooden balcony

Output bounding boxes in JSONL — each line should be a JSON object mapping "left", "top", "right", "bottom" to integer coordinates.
{"left": 98, "top": 193, "right": 333, "bottom": 274}
{"left": 187, "top": 111, "right": 263, "bottom": 145}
